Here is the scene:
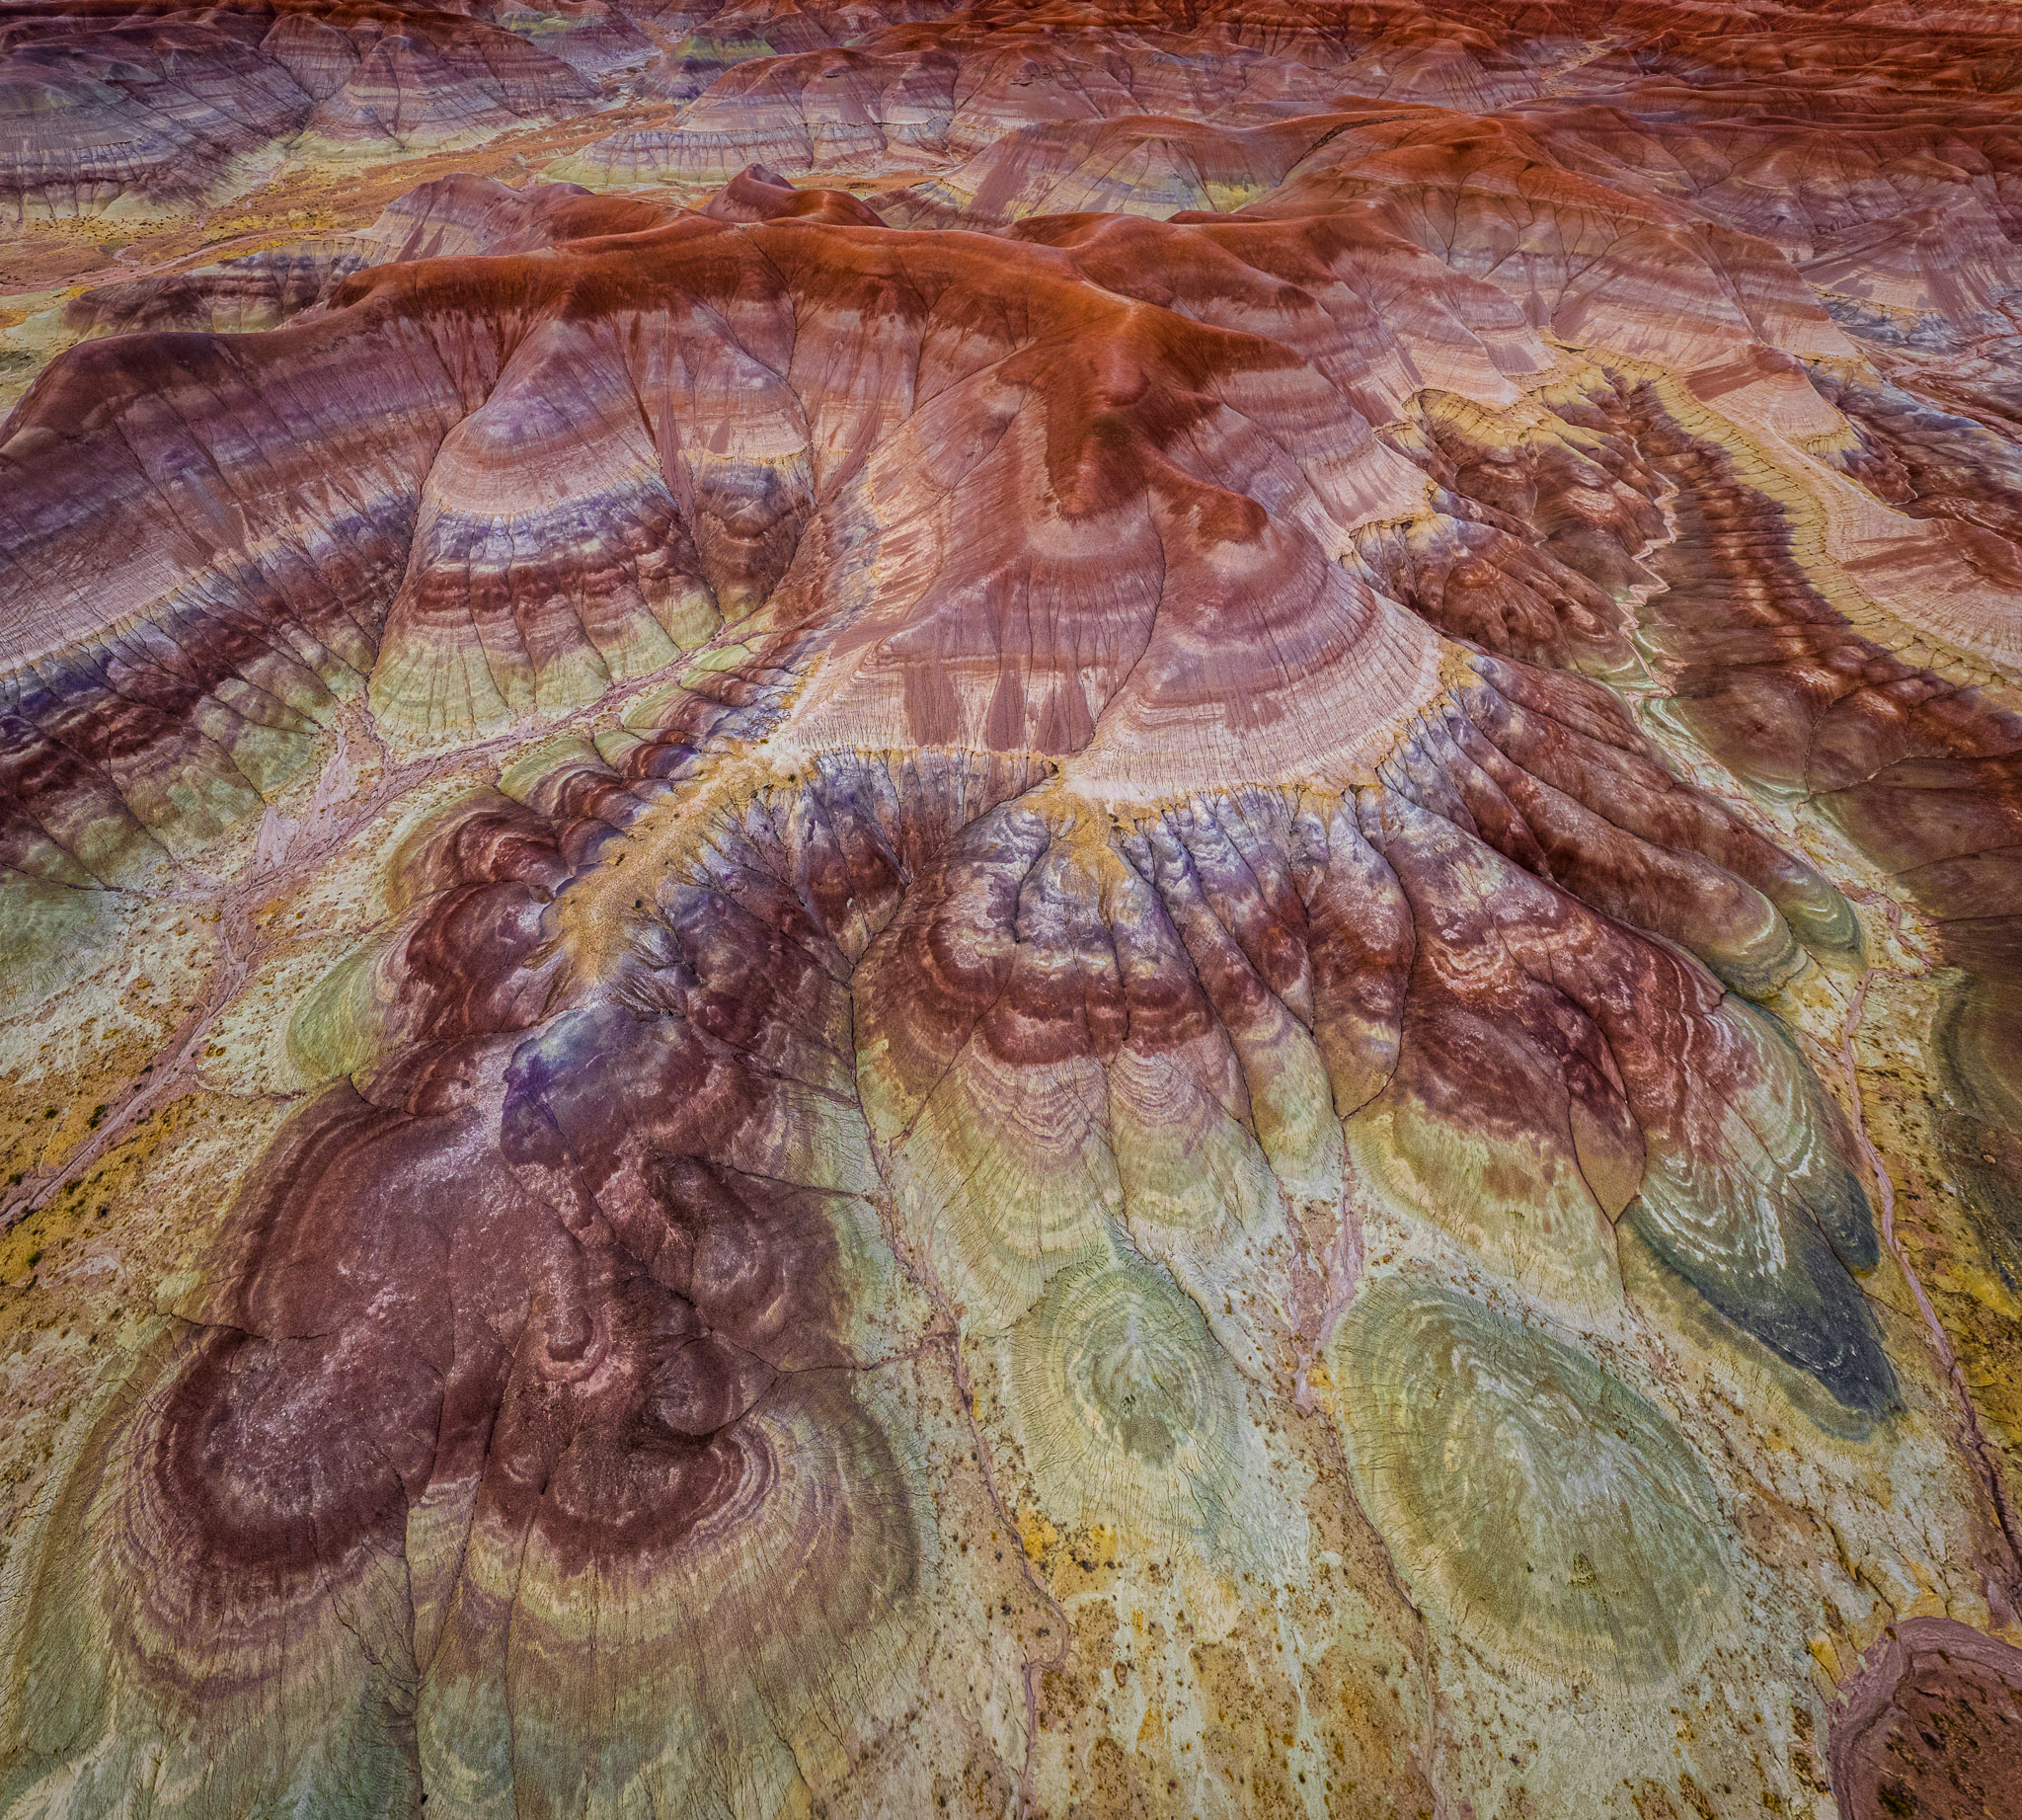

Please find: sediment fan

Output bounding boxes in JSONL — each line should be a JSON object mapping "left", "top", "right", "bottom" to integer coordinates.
{"left": 0, "top": 2, "right": 2020, "bottom": 1816}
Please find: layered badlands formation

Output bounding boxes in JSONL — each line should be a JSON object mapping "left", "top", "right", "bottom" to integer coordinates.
{"left": 3, "top": 2, "right": 2022, "bottom": 1817}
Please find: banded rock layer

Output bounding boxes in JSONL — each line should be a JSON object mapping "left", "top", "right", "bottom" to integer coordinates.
{"left": 2, "top": 4, "right": 2022, "bottom": 1820}
{"left": 0, "top": 0, "right": 612, "bottom": 221}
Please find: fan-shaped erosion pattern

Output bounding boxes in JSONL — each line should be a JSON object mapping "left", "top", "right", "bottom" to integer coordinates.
{"left": 1, "top": 3, "right": 2021, "bottom": 1818}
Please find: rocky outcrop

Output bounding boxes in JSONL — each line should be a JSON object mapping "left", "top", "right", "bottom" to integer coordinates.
{"left": 1829, "top": 1619, "right": 2022, "bottom": 1820}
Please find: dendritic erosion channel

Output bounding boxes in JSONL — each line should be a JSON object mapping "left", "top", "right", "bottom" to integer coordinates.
{"left": 1, "top": 3, "right": 2021, "bottom": 1817}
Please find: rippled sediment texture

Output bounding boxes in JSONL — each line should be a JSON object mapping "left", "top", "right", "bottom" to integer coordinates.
{"left": 2, "top": 3, "right": 2021, "bottom": 1817}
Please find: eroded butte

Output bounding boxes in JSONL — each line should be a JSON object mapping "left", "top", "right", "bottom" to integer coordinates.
{"left": 1, "top": 4, "right": 2021, "bottom": 1818}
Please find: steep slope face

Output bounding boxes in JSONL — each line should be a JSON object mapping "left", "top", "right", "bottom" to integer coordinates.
{"left": 1, "top": 4, "right": 2021, "bottom": 1820}
{"left": 0, "top": 0, "right": 609, "bottom": 221}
